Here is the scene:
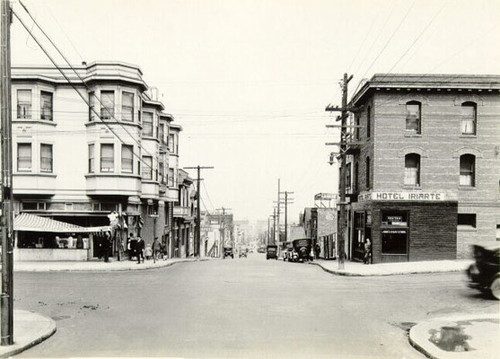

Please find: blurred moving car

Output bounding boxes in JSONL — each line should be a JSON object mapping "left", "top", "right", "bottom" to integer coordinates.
{"left": 466, "top": 244, "right": 500, "bottom": 300}
{"left": 224, "top": 247, "right": 234, "bottom": 259}
{"left": 266, "top": 245, "right": 278, "bottom": 260}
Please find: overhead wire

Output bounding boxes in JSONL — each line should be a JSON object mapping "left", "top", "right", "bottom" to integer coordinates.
{"left": 15, "top": 0, "right": 156, "bottom": 172}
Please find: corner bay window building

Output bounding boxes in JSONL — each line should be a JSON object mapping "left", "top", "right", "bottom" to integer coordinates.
{"left": 11, "top": 62, "right": 194, "bottom": 260}
{"left": 343, "top": 74, "right": 500, "bottom": 263}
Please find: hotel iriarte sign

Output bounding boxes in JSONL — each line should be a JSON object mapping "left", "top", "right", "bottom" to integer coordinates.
{"left": 358, "top": 191, "right": 446, "bottom": 202}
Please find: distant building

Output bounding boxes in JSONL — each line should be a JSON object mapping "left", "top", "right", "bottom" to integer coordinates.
{"left": 301, "top": 207, "right": 337, "bottom": 259}
{"left": 344, "top": 74, "right": 500, "bottom": 263}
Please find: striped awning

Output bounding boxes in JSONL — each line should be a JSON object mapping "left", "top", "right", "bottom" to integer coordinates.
{"left": 14, "top": 213, "right": 112, "bottom": 233}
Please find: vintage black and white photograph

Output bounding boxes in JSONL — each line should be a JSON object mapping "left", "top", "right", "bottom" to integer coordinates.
{"left": 0, "top": 0, "right": 499, "bottom": 358}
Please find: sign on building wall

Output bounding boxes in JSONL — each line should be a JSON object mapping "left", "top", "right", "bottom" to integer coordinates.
{"left": 358, "top": 191, "right": 446, "bottom": 202}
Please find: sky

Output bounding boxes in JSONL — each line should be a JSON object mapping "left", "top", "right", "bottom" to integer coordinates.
{"left": 9, "top": 0, "right": 500, "bottom": 224}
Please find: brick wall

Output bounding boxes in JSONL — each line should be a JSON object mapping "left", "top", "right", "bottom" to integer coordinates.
{"left": 371, "top": 201, "right": 457, "bottom": 263}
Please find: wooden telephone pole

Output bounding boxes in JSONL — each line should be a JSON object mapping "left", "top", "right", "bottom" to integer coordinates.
{"left": 326, "top": 73, "right": 353, "bottom": 270}
{"left": 1, "top": 0, "right": 14, "bottom": 346}
{"left": 184, "top": 166, "right": 213, "bottom": 257}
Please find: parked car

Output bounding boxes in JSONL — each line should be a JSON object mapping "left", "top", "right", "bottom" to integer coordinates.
{"left": 292, "top": 238, "right": 313, "bottom": 262}
{"left": 466, "top": 244, "right": 500, "bottom": 300}
{"left": 266, "top": 245, "right": 278, "bottom": 260}
{"left": 224, "top": 247, "right": 234, "bottom": 259}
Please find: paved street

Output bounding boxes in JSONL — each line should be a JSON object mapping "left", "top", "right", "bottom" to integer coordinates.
{"left": 13, "top": 254, "right": 498, "bottom": 358}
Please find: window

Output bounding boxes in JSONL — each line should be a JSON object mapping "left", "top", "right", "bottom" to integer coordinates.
{"left": 458, "top": 214, "right": 476, "bottom": 228}
{"left": 142, "top": 112, "right": 153, "bottom": 136}
{"left": 17, "top": 89, "right": 32, "bottom": 119}
{"left": 381, "top": 211, "right": 408, "bottom": 254}
{"left": 366, "top": 106, "right": 371, "bottom": 138}
{"left": 365, "top": 156, "right": 370, "bottom": 189}
{"left": 88, "top": 144, "right": 94, "bottom": 173}
{"left": 88, "top": 91, "right": 95, "bottom": 121}
{"left": 460, "top": 154, "right": 475, "bottom": 187}
{"left": 40, "top": 91, "right": 53, "bottom": 121}
{"left": 354, "top": 161, "right": 359, "bottom": 192}
{"left": 100, "top": 144, "right": 114, "bottom": 172}
{"left": 169, "top": 134, "right": 175, "bottom": 152}
{"left": 122, "top": 92, "right": 134, "bottom": 122}
{"left": 159, "top": 162, "right": 165, "bottom": 184}
{"left": 159, "top": 123, "right": 165, "bottom": 143}
{"left": 406, "top": 101, "right": 421, "bottom": 134}
{"left": 17, "top": 143, "right": 32, "bottom": 172}
{"left": 142, "top": 156, "right": 153, "bottom": 180}
{"left": 404, "top": 153, "right": 420, "bottom": 186}
{"left": 355, "top": 114, "right": 360, "bottom": 141}
{"left": 40, "top": 144, "right": 53, "bottom": 173}
{"left": 100, "top": 91, "right": 114, "bottom": 120}
{"left": 121, "top": 145, "right": 133, "bottom": 173}
{"left": 461, "top": 102, "right": 476, "bottom": 135}
{"left": 381, "top": 230, "right": 408, "bottom": 254}
{"left": 346, "top": 162, "right": 352, "bottom": 190}
{"left": 168, "top": 168, "right": 174, "bottom": 187}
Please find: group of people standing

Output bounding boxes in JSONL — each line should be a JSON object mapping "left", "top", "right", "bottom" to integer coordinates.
{"left": 127, "top": 236, "right": 164, "bottom": 264}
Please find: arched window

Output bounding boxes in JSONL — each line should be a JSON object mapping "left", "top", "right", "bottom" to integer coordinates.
{"left": 406, "top": 101, "right": 421, "bottom": 134}
{"left": 365, "top": 156, "right": 370, "bottom": 189}
{"left": 461, "top": 102, "right": 476, "bottom": 135}
{"left": 366, "top": 106, "right": 371, "bottom": 138}
{"left": 460, "top": 154, "right": 475, "bottom": 187}
{"left": 404, "top": 153, "right": 420, "bottom": 186}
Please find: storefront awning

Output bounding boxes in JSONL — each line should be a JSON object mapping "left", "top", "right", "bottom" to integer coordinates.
{"left": 14, "top": 213, "right": 112, "bottom": 233}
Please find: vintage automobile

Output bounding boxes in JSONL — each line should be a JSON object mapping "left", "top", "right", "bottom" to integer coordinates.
{"left": 282, "top": 243, "right": 293, "bottom": 262}
{"left": 266, "top": 245, "right": 278, "bottom": 260}
{"left": 292, "top": 238, "right": 313, "bottom": 262}
{"left": 466, "top": 244, "right": 500, "bottom": 300}
{"left": 223, "top": 247, "right": 234, "bottom": 259}
{"left": 239, "top": 248, "right": 248, "bottom": 258}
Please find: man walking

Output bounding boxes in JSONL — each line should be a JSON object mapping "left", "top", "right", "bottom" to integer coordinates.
{"left": 136, "top": 237, "right": 145, "bottom": 264}
{"left": 152, "top": 237, "right": 162, "bottom": 263}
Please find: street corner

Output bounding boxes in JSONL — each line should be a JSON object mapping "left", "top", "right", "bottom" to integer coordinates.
{"left": 0, "top": 310, "right": 56, "bottom": 358}
{"left": 409, "top": 314, "right": 499, "bottom": 359}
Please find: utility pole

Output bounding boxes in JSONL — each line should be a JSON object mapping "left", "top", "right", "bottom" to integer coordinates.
{"left": 184, "top": 166, "right": 214, "bottom": 258}
{"left": 1, "top": 0, "right": 14, "bottom": 346}
{"left": 216, "top": 207, "right": 231, "bottom": 258}
{"left": 326, "top": 73, "right": 353, "bottom": 270}
{"left": 282, "top": 191, "right": 294, "bottom": 243}
{"left": 276, "top": 179, "right": 280, "bottom": 244}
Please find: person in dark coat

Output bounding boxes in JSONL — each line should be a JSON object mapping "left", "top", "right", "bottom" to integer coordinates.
{"left": 363, "top": 238, "right": 372, "bottom": 264}
{"left": 136, "top": 237, "right": 145, "bottom": 263}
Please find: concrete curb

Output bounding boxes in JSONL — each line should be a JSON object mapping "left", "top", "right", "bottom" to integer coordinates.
{"left": 13, "top": 257, "right": 212, "bottom": 272}
{"left": 408, "top": 314, "right": 499, "bottom": 359}
{"left": 0, "top": 310, "right": 56, "bottom": 358}
{"left": 308, "top": 260, "right": 471, "bottom": 277}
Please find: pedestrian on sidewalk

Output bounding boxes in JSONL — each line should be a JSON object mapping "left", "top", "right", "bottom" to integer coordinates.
{"left": 136, "top": 237, "right": 145, "bottom": 264}
{"left": 363, "top": 238, "right": 372, "bottom": 264}
{"left": 152, "top": 237, "right": 161, "bottom": 263}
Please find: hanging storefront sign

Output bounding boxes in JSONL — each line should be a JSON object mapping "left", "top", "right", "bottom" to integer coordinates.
{"left": 358, "top": 191, "right": 446, "bottom": 202}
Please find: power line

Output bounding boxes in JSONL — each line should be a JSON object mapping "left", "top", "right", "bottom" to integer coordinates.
{"left": 13, "top": 2, "right": 156, "bottom": 172}
{"left": 359, "top": 0, "right": 417, "bottom": 81}
{"left": 17, "top": 0, "right": 154, "bottom": 159}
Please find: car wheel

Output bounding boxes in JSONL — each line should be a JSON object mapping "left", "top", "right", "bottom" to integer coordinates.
{"left": 490, "top": 276, "right": 500, "bottom": 300}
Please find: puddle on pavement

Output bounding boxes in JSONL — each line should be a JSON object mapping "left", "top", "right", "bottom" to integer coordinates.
{"left": 428, "top": 325, "right": 474, "bottom": 352}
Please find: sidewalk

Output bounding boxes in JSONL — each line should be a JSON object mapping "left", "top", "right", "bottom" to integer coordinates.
{"left": 13, "top": 256, "right": 209, "bottom": 272}
{"left": 310, "top": 258, "right": 499, "bottom": 358}
{"left": 409, "top": 314, "right": 499, "bottom": 359}
{"left": 0, "top": 310, "right": 56, "bottom": 358}
{"left": 310, "top": 258, "right": 473, "bottom": 276}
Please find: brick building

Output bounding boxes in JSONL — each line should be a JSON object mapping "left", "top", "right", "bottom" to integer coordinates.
{"left": 344, "top": 74, "right": 500, "bottom": 263}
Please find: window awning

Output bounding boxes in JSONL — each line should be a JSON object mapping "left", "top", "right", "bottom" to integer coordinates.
{"left": 14, "top": 213, "right": 112, "bottom": 233}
